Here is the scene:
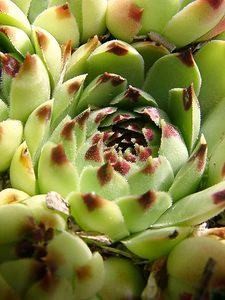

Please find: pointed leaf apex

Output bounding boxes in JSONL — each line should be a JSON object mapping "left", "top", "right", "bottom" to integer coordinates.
{"left": 60, "top": 120, "right": 76, "bottom": 140}
{"left": 51, "top": 144, "right": 68, "bottom": 165}
{"left": 138, "top": 190, "right": 157, "bottom": 210}
{"left": 35, "top": 104, "right": 52, "bottom": 123}
{"left": 85, "top": 143, "right": 103, "bottom": 163}
{"left": 183, "top": 84, "right": 195, "bottom": 111}
{"left": 82, "top": 193, "right": 105, "bottom": 211}
{"left": 106, "top": 41, "right": 129, "bottom": 56}
{"left": 56, "top": 4, "right": 71, "bottom": 19}
{"left": 97, "top": 72, "right": 126, "bottom": 86}
{"left": 97, "top": 162, "right": 113, "bottom": 186}
{"left": 177, "top": 49, "right": 194, "bottom": 67}
{"left": 212, "top": 189, "right": 225, "bottom": 204}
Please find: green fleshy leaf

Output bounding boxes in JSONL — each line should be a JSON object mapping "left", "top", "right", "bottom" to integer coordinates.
{"left": 86, "top": 40, "right": 145, "bottom": 88}
{"left": 0, "top": 0, "right": 31, "bottom": 36}
{"left": 110, "top": 85, "right": 158, "bottom": 110}
{"left": 51, "top": 74, "right": 87, "bottom": 129}
{"left": 115, "top": 190, "right": 172, "bottom": 233}
{"left": 0, "top": 258, "right": 43, "bottom": 295}
{"left": 38, "top": 142, "right": 79, "bottom": 197}
{"left": 0, "top": 203, "right": 34, "bottom": 244}
{"left": 64, "top": 35, "right": 100, "bottom": 81}
{"left": 195, "top": 40, "right": 225, "bottom": 119}
{"left": 0, "top": 99, "right": 9, "bottom": 121}
{"left": 168, "top": 85, "right": 201, "bottom": 153}
{"left": 24, "top": 100, "right": 53, "bottom": 164}
{"left": 127, "top": 156, "right": 174, "bottom": 195}
{"left": 153, "top": 181, "right": 225, "bottom": 228}
{"left": 68, "top": 192, "right": 129, "bottom": 241}
{"left": 24, "top": 276, "right": 75, "bottom": 300}
{"left": 0, "top": 25, "right": 34, "bottom": 57}
{"left": 73, "top": 109, "right": 90, "bottom": 151}
{"left": 168, "top": 135, "right": 207, "bottom": 202}
{"left": 122, "top": 226, "right": 191, "bottom": 260}
{"left": 74, "top": 252, "right": 105, "bottom": 300}
{"left": 75, "top": 72, "right": 127, "bottom": 115}
{"left": 0, "top": 52, "right": 21, "bottom": 103}
{"left": 0, "top": 272, "right": 22, "bottom": 299}
{"left": 86, "top": 106, "right": 117, "bottom": 137}
{"left": 11, "top": 0, "right": 32, "bottom": 15}
{"left": 207, "top": 135, "right": 225, "bottom": 187}
{"left": 69, "top": 0, "right": 107, "bottom": 43}
{"left": 163, "top": 0, "right": 225, "bottom": 47}
{"left": 132, "top": 41, "right": 170, "bottom": 74}
{"left": 23, "top": 194, "right": 66, "bottom": 230}
{"left": 9, "top": 54, "right": 51, "bottom": 123}
{"left": 33, "top": 3, "right": 80, "bottom": 47}
{"left": 75, "top": 140, "right": 104, "bottom": 173}
{"left": 201, "top": 97, "right": 225, "bottom": 155}
{"left": 0, "top": 119, "right": 23, "bottom": 172}
{"left": 159, "top": 120, "right": 189, "bottom": 174}
{"left": 143, "top": 49, "right": 201, "bottom": 110}
{"left": 28, "top": 0, "right": 48, "bottom": 23}
{"left": 79, "top": 163, "right": 130, "bottom": 201}
{"left": 10, "top": 141, "right": 37, "bottom": 196}
{"left": 32, "top": 26, "right": 62, "bottom": 89}
{"left": 99, "top": 257, "right": 145, "bottom": 300}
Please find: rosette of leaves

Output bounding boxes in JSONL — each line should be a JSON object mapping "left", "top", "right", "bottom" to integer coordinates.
{"left": 7, "top": 69, "right": 225, "bottom": 262}
{"left": 0, "top": 190, "right": 105, "bottom": 300}
{"left": 0, "top": 0, "right": 225, "bottom": 266}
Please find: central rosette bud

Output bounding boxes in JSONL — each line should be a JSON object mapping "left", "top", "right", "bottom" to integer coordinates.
{"left": 87, "top": 101, "right": 162, "bottom": 176}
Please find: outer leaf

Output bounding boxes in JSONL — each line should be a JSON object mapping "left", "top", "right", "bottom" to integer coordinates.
{"left": 122, "top": 226, "right": 191, "bottom": 260}
{"left": 143, "top": 49, "right": 201, "bottom": 110}
{"left": 115, "top": 190, "right": 172, "bottom": 233}
{"left": 168, "top": 135, "right": 207, "bottom": 202}
{"left": 132, "top": 41, "right": 170, "bottom": 74}
{"left": 168, "top": 85, "right": 201, "bottom": 153}
{"left": 153, "top": 181, "right": 225, "bottom": 227}
{"left": 11, "top": 0, "right": 32, "bottom": 15}
{"left": 33, "top": 3, "right": 80, "bottom": 47}
{"left": 9, "top": 54, "right": 51, "bottom": 123}
{"left": 195, "top": 40, "right": 225, "bottom": 119}
{"left": 64, "top": 35, "right": 100, "bottom": 81}
{"left": 159, "top": 120, "right": 189, "bottom": 174}
{"left": 0, "top": 0, "right": 31, "bottom": 35}
{"left": 32, "top": 26, "right": 62, "bottom": 89}
{"left": 0, "top": 119, "right": 23, "bottom": 172}
{"left": 163, "top": 0, "right": 225, "bottom": 47}
{"left": 10, "top": 141, "right": 37, "bottom": 195}
{"left": 86, "top": 40, "right": 144, "bottom": 88}
{"left": 79, "top": 163, "right": 130, "bottom": 201}
{"left": 24, "top": 100, "right": 53, "bottom": 163}
{"left": 0, "top": 25, "right": 34, "bottom": 57}
{"left": 207, "top": 135, "right": 225, "bottom": 186}
{"left": 201, "top": 97, "right": 225, "bottom": 155}
{"left": 69, "top": 0, "right": 107, "bottom": 43}
{"left": 68, "top": 191, "right": 129, "bottom": 241}
{"left": 38, "top": 142, "right": 79, "bottom": 197}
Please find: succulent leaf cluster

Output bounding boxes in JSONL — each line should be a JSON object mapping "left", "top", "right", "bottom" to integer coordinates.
{"left": 0, "top": 0, "right": 225, "bottom": 299}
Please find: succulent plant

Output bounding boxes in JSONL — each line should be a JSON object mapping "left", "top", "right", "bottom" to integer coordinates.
{"left": 0, "top": 1, "right": 225, "bottom": 299}
{"left": 0, "top": 192, "right": 105, "bottom": 300}
{"left": 5, "top": 68, "right": 224, "bottom": 261}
